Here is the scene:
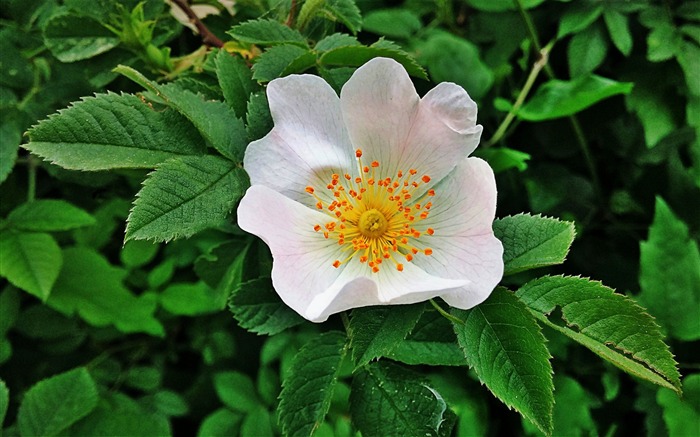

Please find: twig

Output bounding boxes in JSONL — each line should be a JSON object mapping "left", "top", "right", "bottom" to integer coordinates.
{"left": 171, "top": 0, "right": 224, "bottom": 48}
{"left": 286, "top": 0, "right": 298, "bottom": 27}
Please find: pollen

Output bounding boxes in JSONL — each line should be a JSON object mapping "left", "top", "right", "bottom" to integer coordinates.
{"left": 304, "top": 148, "right": 437, "bottom": 273}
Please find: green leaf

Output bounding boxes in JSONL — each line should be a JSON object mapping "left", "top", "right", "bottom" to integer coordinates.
{"left": 476, "top": 147, "right": 531, "bottom": 173}
{"left": 350, "top": 361, "right": 453, "bottom": 437}
{"left": 17, "top": 367, "right": 99, "bottom": 437}
{"left": 213, "top": 371, "right": 261, "bottom": 413}
{"left": 315, "top": 33, "right": 360, "bottom": 51}
{"left": 246, "top": 92, "right": 273, "bottom": 141}
{"left": 120, "top": 239, "right": 159, "bottom": 268}
{"left": 414, "top": 31, "right": 493, "bottom": 99}
{"left": 215, "top": 51, "right": 260, "bottom": 119}
{"left": 557, "top": 2, "right": 603, "bottom": 38}
{"left": 115, "top": 65, "right": 248, "bottom": 161}
{"left": 0, "top": 378, "right": 8, "bottom": 429}
{"left": 0, "top": 231, "right": 62, "bottom": 301}
{"left": 160, "top": 282, "right": 225, "bottom": 316}
{"left": 25, "top": 93, "right": 206, "bottom": 170}
{"left": 43, "top": 13, "right": 120, "bottom": 62}
{"left": 348, "top": 303, "right": 424, "bottom": 369}
{"left": 194, "top": 238, "right": 251, "bottom": 293}
{"left": 517, "top": 75, "right": 633, "bottom": 121}
{"left": 657, "top": 375, "right": 700, "bottom": 437}
{"left": 625, "top": 78, "right": 678, "bottom": 148}
{"left": 0, "top": 121, "right": 20, "bottom": 184}
{"left": 363, "top": 9, "right": 421, "bottom": 39}
{"left": 68, "top": 391, "right": 171, "bottom": 437}
{"left": 229, "top": 277, "right": 306, "bottom": 335}
{"left": 228, "top": 19, "right": 307, "bottom": 46}
{"left": 466, "top": 0, "right": 544, "bottom": 12}
{"left": 7, "top": 200, "right": 95, "bottom": 232}
{"left": 198, "top": 408, "right": 244, "bottom": 437}
{"left": 125, "top": 155, "right": 248, "bottom": 243}
{"left": 638, "top": 197, "right": 700, "bottom": 341}
{"left": 386, "top": 310, "right": 465, "bottom": 367}
{"left": 604, "top": 10, "right": 633, "bottom": 56}
{"left": 516, "top": 275, "right": 682, "bottom": 393}
{"left": 319, "top": 40, "right": 427, "bottom": 80}
{"left": 647, "top": 23, "right": 682, "bottom": 62}
{"left": 323, "top": 0, "right": 362, "bottom": 34}
{"left": 47, "top": 247, "right": 164, "bottom": 336}
{"left": 568, "top": 23, "right": 608, "bottom": 77}
{"left": 252, "top": 45, "right": 317, "bottom": 82}
{"left": 452, "top": 288, "right": 554, "bottom": 435}
{"left": 278, "top": 331, "right": 347, "bottom": 437}
{"left": 493, "top": 213, "right": 576, "bottom": 276}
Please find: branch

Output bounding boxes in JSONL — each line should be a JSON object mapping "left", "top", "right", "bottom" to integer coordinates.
{"left": 171, "top": 0, "right": 224, "bottom": 48}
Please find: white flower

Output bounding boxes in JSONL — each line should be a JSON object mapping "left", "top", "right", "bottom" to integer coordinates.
{"left": 237, "top": 57, "right": 503, "bottom": 322}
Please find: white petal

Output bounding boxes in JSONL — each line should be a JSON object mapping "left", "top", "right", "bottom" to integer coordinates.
{"left": 305, "top": 258, "right": 467, "bottom": 322}
{"left": 340, "top": 58, "right": 482, "bottom": 187}
{"left": 237, "top": 185, "right": 345, "bottom": 319}
{"left": 412, "top": 157, "right": 504, "bottom": 309}
{"left": 244, "top": 74, "right": 354, "bottom": 206}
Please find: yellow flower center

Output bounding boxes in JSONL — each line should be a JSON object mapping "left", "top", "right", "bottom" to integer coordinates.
{"left": 306, "top": 148, "right": 436, "bottom": 273}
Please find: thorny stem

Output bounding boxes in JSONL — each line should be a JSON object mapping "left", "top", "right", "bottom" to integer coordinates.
{"left": 486, "top": 40, "right": 552, "bottom": 147}
{"left": 513, "top": 0, "right": 602, "bottom": 197}
{"left": 171, "top": 0, "right": 224, "bottom": 48}
{"left": 430, "top": 299, "right": 464, "bottom": 325}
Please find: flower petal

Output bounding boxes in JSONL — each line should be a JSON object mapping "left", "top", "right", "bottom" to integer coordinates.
{"left": 244, "top": 74, "right": 354, "bottom": 205}
{"left": 305, "top": 259, "right": 467, "bottom": 322}
{"left": 412, "top": 157, "right": 504, "bottom": 309}
{"left": 340, "top": 58, "right": 482, "bottom": 186}
{"left": 237, "top": 185, "right": 345, "bottom": 319}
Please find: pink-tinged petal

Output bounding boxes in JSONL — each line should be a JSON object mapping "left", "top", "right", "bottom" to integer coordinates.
{"left": 244, "top": 74, "right": 354, "bottom": 206}
{"left": 237, "top": 185, "right": 345, "bottom": 318}
{"left": 340, "top": 58, "right": 482, "bottom": 186}
{"left": 305, "top": 259, "right": 467, "bottom": 322}
{"left": 412, "top": 157, "right": 504, "bottom": 309}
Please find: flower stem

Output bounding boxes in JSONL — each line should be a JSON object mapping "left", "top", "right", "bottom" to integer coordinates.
{"left": 429, "top": 299, "right": 464, "bottom": 325}
{"left": 27, "top": 155, "right": 38, "bottom": 203}
{"left": 171, "top": 0, "right": 224, "bottom": 48}
{"left": 340, "top": 311, "right": 351, "bottom": 333}
{"left": 486, "top": 40, "right": 552, "bottom": 147}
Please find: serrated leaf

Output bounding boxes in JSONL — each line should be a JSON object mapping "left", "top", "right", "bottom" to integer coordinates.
{"left": 517, "top": 75, "right": 633, "bottom": 121}
{"left": 229, "top": 277, "right": 305, "bottom": 335}
{"left": 349, "top": 303, "right": 424, "bottom": 369}
{"left": 215, "top": 51, "right": 260, "bottom": 118}
{"left": 452, "top": 287, "right": 554, "bottom": 436}
{"left": 43, "top": 13, "right": 119, "bottom": 62}
{"left": 638, "top": 197, "right": 700, "bottom": 341}
{"left": 17, "top": 367, "right": 99, "bottom": 437}
{"left": 386, "top": 310, "right": 465, "bottom": 366}
{"left": 350, "top": 361, "right": 453, "bottom": 437}
{"left": 213, "top": 371, "right": 261, "bottom": 413}
{"left": 125, "top": 155, "right": 248, "bottom": 243}
{"left": 47, "top": 247, "right": 164, "bottom": 336}
{"left": 315, "top": 33, "right": 360, "bottom": 51}
{"left": 228, "top": 19, "right": 307, "bottom": 46}
{"left": 278, "top": 331, "right": 347, "bottom": 437}
{"left": 0, "top": 231, "right": 62, "bottom": 301}
{"left": 25, "top": 93, "right": 206, "bottom": 170}
{"left": 246, "top": 92, "right": 273, "bottom": 141}
{"left": 7, "top": 200, "right": 95, "bottom": 232}
{"left": 319, "top": 41, "right": 427, "bottom": 80}
{"left": 516, "top": 275, "right": 682, "bottom": 393}
{"left": 323, "top": 0, "right": 363, "bottom": 34}
{"left": 115, "top": 65, "right": 248, "bottom": 161}
{"left": 493, "top": 213, "right": 576, "bottom": 275}
{"left": 252, "top": 45, "right": 317, "bottom": 82}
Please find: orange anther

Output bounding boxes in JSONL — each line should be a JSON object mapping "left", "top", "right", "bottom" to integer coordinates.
{"left": 363, "top": 166, "right": 370, "bottom": 173}
{"left": 397, "top": 264, "right": 404, "bottom": 272}
{"left": 355, "top": 177, "right": 362, "bottom": 183}
{"left": 411, "top": 248, "right": 419, "bottom": 254}
{"left": 305, "top": 186, "right": 315, "bottom": 194}
{"left": 332, "top": 173, "right": 339, "bottom": 180}
{"left": 406, "top": 253, "right": 413, "bottom": 262}
{"left": 345, "top": 174, "right": 352, "bottom": 180}
{"left": 426, "top": 228, "right": 434, "bottom": 235}
{"left": 397, "top": 170, "right": 403, "bottom": 178}
{"left": 427, "top": 189, "right": 435, "bottom": 196}
{"left": 333, "top": 260, "right": 341, "bottom": 268}
{"left": 409, "top": 169, "right": 417, "bottom": 175}
{"left": 327, "top": 184, "right": 334, "bottom": 189}
{"left": 360, "top": 256, "right": 368, "bottom": 263}
{"left": 371, "top": 161, "right": 379, "bottom": 168}
{"left": 372, "top": 266, "right": 380, "bottom": 273}
{"left": 324, "top": 232, "right": 329, "bottom": 239}
{"left": 420, "top": 212, "right": 429, "bottom": 219}
{"left": 316, "top": 202, "right": 323, "bottom": 209}
{"left": 422, "top": 175, "right": 431, "bottom": 183}
{"left": 314, "top": 224, "right": 322, "bottom": 232}
{"left": 356, "top": 149, "right": 363, "bottom": 157}
{"left": 424, "top": 248, "right": 433, "bottom": 255}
